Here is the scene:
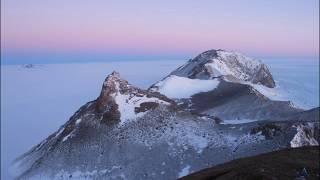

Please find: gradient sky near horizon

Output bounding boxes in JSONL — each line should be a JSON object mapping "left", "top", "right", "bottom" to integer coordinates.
{"left": 1, "top": 0, "right": 319, "bottom": 64}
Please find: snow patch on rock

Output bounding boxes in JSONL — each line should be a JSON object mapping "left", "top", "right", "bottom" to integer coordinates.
{"left": 290, "top": 124, "right": 319, "bottom": 148}
{"left": 151, "top": 75, "right": 219, "bottom": 99}
{"left": 98, "top": 71, "right": 172, "bottom": 124}
{"left": 62, "top": 131, "right": 74, "bottom": 142}
{"left": 221, "top": 119, "right": 258, "bottom": 124}
{"left": 75, "top": 118, "right": 82, "bottom": 125}
{"left": 112, "top": 81, "right": 170, "bottom": 124}
{"left": 178, "top": 165, "right": 191, "bottom": 178}
{"left": 114, "top": 92, "right": 169, "bottom": 125}
{"left": 217, "top": 51, "right": 261, "bottom": 76}
{"left": 55, "top": 128, "right": 65, "bottom": 138}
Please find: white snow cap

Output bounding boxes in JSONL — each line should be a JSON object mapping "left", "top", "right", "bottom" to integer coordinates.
{"left": 150, "top": 49, "right": 276, "bottom": 99}
{"left": 171, "top": 49, "right": 275, "bottom": 88}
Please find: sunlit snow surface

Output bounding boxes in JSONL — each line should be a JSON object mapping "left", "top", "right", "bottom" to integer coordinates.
{"left": 1, "top": 58, "right": 319, "bottom": 179}
{"left": 152, "top": 75, "right": 220, "bottom": 99}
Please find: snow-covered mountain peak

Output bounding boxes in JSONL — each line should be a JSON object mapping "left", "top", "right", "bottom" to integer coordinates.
{"left": 96, "top": 71, "right": 174, "bottom": 124}
{"left": 11, "top": 63, "right": 318, "bottom": 179}
{"left": 172, "top": 49, "right": 275, "bottom": 88}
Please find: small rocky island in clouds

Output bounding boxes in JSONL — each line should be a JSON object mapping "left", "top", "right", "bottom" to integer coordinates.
{"left": 12, "top": 50, "right": 319, "bottom": 179}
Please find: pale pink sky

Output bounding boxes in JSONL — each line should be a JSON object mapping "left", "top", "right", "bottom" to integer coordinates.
{"left": 1, "top": 0, "right": 319, "bottom": 63}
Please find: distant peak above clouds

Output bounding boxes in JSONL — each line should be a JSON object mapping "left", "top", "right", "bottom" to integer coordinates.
{"left": 170, "top": 49, "right": 276, "bottom": 88}
{"left": 149, "top": 49, "right": 301, "bottom": 120}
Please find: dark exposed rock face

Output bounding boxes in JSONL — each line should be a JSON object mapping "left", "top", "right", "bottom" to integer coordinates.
{"left": 170, "top": 49, "right": 275, "bottom": 88}
{"left": 251, "top": 64, "right": 275, "bottom": 88}
{"left": 250, "top": 123, "right": 283, "bottom": 139}
{"left": 176, "top": 50, "right": 219, "bottom": 79}
{"left": 135, "top": 102, "right": 159, "bottom": 113}
{"left": 100, "top": 103, "right": 120, "bottom": 123}
{"left": 95, "top": 72, "right": 123, "bottom": 122}
{"left": 95, "top": 71, "right": 123, "bottom": 113}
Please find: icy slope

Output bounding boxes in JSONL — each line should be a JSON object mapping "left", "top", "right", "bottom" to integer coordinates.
{"left": 150, "top": 75, "right": 220, "bottom": 99}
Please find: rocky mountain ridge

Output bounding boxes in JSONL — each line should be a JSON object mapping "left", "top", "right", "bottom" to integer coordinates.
{"left": 11, "top": 50, "right": 319, "bottom": 180}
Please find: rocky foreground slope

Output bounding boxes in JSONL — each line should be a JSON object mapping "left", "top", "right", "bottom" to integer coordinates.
{"left": 12, "top": 50, "right": 319, "bottom": 179}
{"left": 181, "top": 146, "right": 319, "bottom": 180}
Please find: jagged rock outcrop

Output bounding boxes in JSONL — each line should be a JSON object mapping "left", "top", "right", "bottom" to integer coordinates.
{"left": 290, "top": 123, "right": 319, "bottom": 148}
{"left": 95, "top": 71, "right": 175, "bottom": 123}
